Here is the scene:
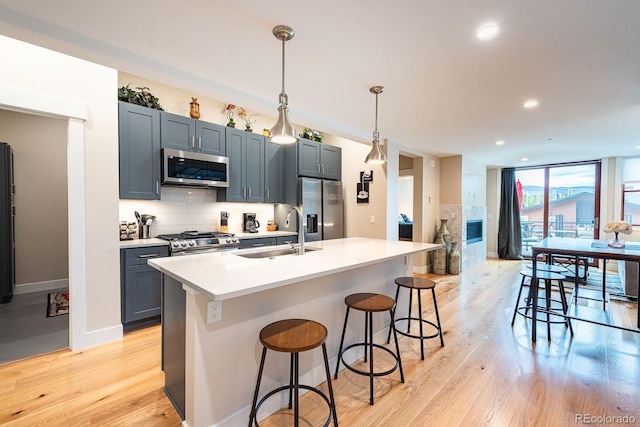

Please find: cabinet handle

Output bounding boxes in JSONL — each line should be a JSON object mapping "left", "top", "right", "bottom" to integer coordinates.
{"left": 266, "top": 188, "right": 270, "bottom": 199}
{"left": 248, "top": 188, "right": 252, "bottom": 198}
{"left": 317, "top": 164, "right": 321, "bottom": 173}
{"left": 253, "top": 243, "right": 265, "bottom": 247}
{"left": 156, "top": 181, "right": 159, "bottom": 195}
{"left": 321, "top": 164, "right": 325, "bottom": 173}
{"left": 197, "top": 136, "right": 202, "bottom": 150}
{"left": 191, "top": 136, "right": 195, "bottom": 149}
{"left": 242, "top": 187, "right": 246, "bottom": 198}
{"left": 138, "top": 254, "right": 160, "bottom": 259}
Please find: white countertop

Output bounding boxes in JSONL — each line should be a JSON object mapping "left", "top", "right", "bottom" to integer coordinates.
{"left": 119, "top": 238, "right": 169, "bottom": 249}
{"left": 148, "top": 237, "right": 439, "bottom": 300}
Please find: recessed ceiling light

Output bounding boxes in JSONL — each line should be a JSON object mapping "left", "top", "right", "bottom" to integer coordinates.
{"left": 521, "top": 157, "right": 528, "bottom": 161}
{"left": 477, "top": 23, "right": 500, "bottom": 40}
{"left": 495, "top": 140, "right": 505, "bottom": 145}
{"left": 523, "top": 99, "right": 539, "bottom": 109}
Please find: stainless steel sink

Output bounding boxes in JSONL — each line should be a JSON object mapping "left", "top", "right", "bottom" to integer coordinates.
{"left": 235, "top": 246, "right": 322, "bottom": 259}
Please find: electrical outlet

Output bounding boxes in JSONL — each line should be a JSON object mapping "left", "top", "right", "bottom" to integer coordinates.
{"left": 207, "top": 300, "right": 222, "bottom": 323}
{"left": 370, "top": 216, "right": 375, "bottom": 224}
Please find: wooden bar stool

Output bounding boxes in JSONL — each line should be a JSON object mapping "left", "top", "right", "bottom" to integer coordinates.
{"left": 333, "top": 293, "right": 404, "bottom": 405}
{"left": 511, "top": 269, "right": 573, "bottom": 338}
{"left": 249, "top": 319, "right": 338, "bottom": 427}
{"left": 386, "top": 277, "right": 444, "bottom": 360}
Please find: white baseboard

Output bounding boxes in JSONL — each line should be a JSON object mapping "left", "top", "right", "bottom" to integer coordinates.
{"left": 14, "top": 278, "right": 69, "bottom": 294}
{"left": 487, "top": 251, "right": 498, "bottom": 258}
{"left": 76, "top": 324, "right": 123, "bottom": 351}
{"left": 413, "top": 264, "right": 428, "bottom": 274}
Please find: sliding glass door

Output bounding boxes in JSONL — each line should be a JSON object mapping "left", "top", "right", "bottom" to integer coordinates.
{"left": 516, "top": 162, "right": 601, "bottom": 255}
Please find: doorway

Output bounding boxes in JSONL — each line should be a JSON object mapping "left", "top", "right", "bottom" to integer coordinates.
{"left": 516, "top": 161, "right": 601, "bottom": 256}
{"left": 0, "top": 110, "right": 69, "bottom": 363}
{"left": 399, "top": 155, "right": 415, "bottom": 241}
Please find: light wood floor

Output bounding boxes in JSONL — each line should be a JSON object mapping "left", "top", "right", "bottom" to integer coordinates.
{"left": 1, "top": 259, "right": 638, "bottom": 426}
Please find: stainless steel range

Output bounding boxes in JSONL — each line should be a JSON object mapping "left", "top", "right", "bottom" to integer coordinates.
{"left": 157, "top": 231, "right": 239, "bottom": 256}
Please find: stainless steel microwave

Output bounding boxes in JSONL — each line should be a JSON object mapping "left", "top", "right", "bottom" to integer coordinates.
{"left": 162, "top": 148, "right": 229, "bottom": 188}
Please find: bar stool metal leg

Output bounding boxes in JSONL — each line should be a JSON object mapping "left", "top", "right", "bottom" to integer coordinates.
{"left": 417, "top": 289, "right": 424, "bottom": 360}
{"left": 334, "top": 307, "right": 350, "bottom": 379}
{"left": 249, "top": 347, "right": 268, "bottom": 427}
{"left": 431, "top": 287, "right": 445, "bottom": 347}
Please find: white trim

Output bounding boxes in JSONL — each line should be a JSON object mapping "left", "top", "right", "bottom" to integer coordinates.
{"left": 14, "top": 278, "right": 69, "bottom": 294}
{"left": 1, "top": 86, "right": 88, "bottom": 351}
{"left": 0, "top": 84, "right": 87, "bottom": 121}
{"left": 67, "top": 118, "right": 86, "bottom": 350}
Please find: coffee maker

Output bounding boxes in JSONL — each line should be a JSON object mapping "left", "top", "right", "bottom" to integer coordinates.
{"left": 243, "top": 213, "right": 260, "bottom": 233}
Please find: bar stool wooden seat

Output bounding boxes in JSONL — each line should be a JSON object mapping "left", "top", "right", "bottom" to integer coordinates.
{"left": 511, "top": 269, "right": 573, "bottom": 338}
{"left": 334, "top": 293, "right": 404, "bottom": 405}
{"left": 249, "top": 319, "right": 338, "bottom": 427}
{"left": 385, "top": 277, "right": 444, "bottom": 360}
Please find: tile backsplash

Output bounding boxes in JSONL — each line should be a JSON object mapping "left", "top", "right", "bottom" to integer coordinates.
{"left": 119, "top": 187, "right": 278, "bottom": 236}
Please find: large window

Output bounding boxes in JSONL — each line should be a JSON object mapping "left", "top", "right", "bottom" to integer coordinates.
{"left": 516, "top": 161, "right": 601, "bottom": 255}
{"left": 622, "top": 157, "right": 640, "bottom": 225}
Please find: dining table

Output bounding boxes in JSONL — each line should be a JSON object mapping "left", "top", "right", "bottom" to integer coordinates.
{"left": 530, "top": 237, "right": 640, "bottom": 342}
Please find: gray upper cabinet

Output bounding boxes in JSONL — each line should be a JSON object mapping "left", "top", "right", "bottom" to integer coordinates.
{"left": 160, "top": 112, "right": 225, "bottom": 156}
{"left": 118, "top": 101, "right": 161, "bottom": 200}
{"left": 264, "top": 140, "right": 285, "bottom": 203}
{"left": 220, "top": 128, "right": 265, "bottom": 202}
{"left": 319, "top": 144, "right": 341, "bottom": 181}
{"left": 287, "top": 138, "right": 342, "bottom": 181}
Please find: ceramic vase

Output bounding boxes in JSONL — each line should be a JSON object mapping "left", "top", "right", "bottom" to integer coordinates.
{"left": 608, "top": 231, "right": 625, "bottom": 248}
{"left": 438, "top": 219, "right": 452, "bottom": 270}
{"left": 433, "top": 231, "right": 447, "bottom": 274}
{"left": 448, "top": 241, "right": 460, "bottom": 275}
{"left": 189, "top": 97, "right": 200, "bottom": 119}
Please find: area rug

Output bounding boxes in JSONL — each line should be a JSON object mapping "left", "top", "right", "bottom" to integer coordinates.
{"left": 47, "top": 291, "right": 69, "bottom": 317}
{"left": 584, "top": 270, "right": 623, "bottom": 293}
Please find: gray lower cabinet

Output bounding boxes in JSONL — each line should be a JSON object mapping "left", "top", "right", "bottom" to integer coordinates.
{"left": 220, "top": 128, "right": 265, "bottom": 202}
{"left": 118, "top": 101, "right": 161, "bottom": 200}
{"left": 120, "top": 245, "right": 169, "bottom": 329}
{"left": 238, "top": 237, "right": 277, "bottom": 249}
{"left": 238, "top": 235, "right": 297, "bottom": 249}
{"left": 160, "top": 111, "right": 226, "bottom": 155}
{"left": 276, "top": 235, "right": 298, "bottom": 245}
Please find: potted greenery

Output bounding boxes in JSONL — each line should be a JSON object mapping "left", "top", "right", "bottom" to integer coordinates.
{"left": 302, "top": 128, "right": 323, "bottom": 142}
{"left": 118, "top": 84, "right": 164, "bottom": 110}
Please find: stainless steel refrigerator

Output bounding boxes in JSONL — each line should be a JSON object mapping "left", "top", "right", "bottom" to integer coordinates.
{"left": 277, "top": 178, "right": 344, "bottom": 242}
{"left": 1, "top": 142, "right": 15, "bottom": 303}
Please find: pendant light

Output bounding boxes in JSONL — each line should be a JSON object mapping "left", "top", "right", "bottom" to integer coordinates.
{"left": 365, "top": 86, "right": 387, "bottom": 164}
{"left": 269, "top": 25, "right": 298, "bottom": 144}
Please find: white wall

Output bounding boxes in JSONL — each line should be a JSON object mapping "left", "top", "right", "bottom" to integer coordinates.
{"left": 0, "top": 34, "right": 121, "bottom": 349}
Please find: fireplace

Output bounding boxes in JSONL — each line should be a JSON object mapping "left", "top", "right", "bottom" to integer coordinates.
{"left": 466, "top": 220, "right": 483, "bottom": 244}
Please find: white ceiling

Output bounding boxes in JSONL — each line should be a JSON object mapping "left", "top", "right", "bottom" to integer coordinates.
{"left": 1, "top": 0, "right": 639, "bottom": 167}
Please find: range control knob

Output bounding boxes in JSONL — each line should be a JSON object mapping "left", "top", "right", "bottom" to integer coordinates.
{"left": 180, "top": 241, "right": 187, "bottom": 247}
{"left": 188, "top": 240, "right": 196, "bottom": 246}
{"left": 172, "top": 241, "right": 180, "bottom": 248}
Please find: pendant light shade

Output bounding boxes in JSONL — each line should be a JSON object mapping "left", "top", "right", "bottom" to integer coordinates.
{"left": 269, "top": 25, "right": 298, "bottom": 144}
{"left": 365, "top": 86, "right": 387, "bottom": 164}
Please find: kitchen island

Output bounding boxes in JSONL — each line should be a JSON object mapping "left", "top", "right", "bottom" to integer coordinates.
{"left": 149, "top": 237, "right": 439, "bottom": 426}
